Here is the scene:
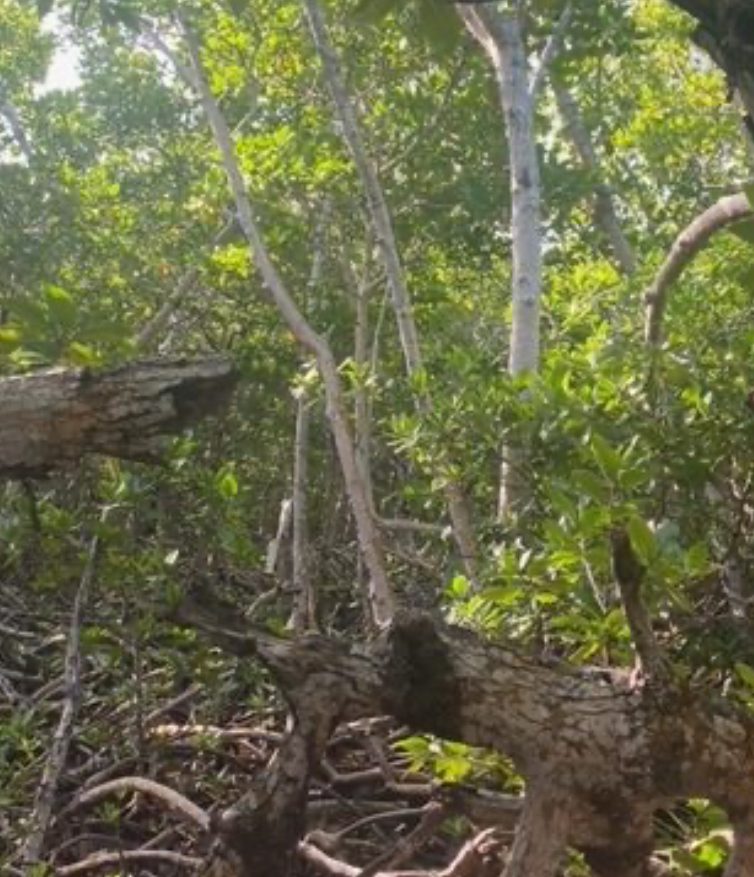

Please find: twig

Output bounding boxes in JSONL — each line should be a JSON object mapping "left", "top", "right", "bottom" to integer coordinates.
{"left": 144, "top": 682, "right": 204, "bottom": 725}
{"left": 378, "top": 517, "right": 444, "bottom": 535}
{"left": 58, "top": 775, "right": 210, "bottom": 832}
{"left": 57, "top": 849, "right": 202, "bottom": 875}
{"left": 356, "top": 801, "right": 446, "bottom": 877}
{"left": 19, "top": 513, "right": 104, "bottom": 864}
{"left": 136, "top": 218, "right": 237, "bottom": 350}
{"left": 299, "top": 826, "right": 506, "bottom": 877}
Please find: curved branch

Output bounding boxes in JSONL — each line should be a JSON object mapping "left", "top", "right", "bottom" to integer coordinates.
{"left": 60, "top": 776, "right": 211, "bottom": 833}
{"left": 644, "top": 193, "right": 752, "bottom": 346}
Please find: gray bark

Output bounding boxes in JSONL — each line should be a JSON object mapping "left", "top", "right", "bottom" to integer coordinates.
{"left": 553, "top": 84, "right": 638, "bottom": 276}
{"left": 175, "top": 593, "right": 754, "bottom": 877}
{"left": 0, "top": 357, "right": 237, "bottom": 478}
{"left": 644, "top": 193, "right": 751, "bottom": 346}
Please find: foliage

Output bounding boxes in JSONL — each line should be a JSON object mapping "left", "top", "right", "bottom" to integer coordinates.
{"left": 2, "top": 0, "right": 754, "bottom": 871}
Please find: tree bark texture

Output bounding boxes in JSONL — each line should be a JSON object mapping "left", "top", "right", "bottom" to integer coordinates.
{"left": 0, "top": 357, "right": 237, "bottom": 478}
{"left": 176, "top": 594, "right": 754, "bottom": 877}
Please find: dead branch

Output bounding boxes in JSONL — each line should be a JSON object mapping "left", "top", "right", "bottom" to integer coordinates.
{"left": 182, "top": 602, "right": 754, "bottom": 877}
{"left": 19, "top": 517, "right": 103, "bottom": 864}
{"left": 299, "top": 826, "right": 507, "bottom": 877}
{"left": 57, "top": 848, "right": 202, "bottom": 875}
{"left": 58, "top": 776, "right": 211, "bottom": 833}
{"left": 0, "top": 357, "right": 238, "bottom": 478}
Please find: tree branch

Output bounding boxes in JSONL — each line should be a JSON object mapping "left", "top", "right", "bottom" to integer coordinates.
{"left": 60, "top": 775, "right": 210, "bottom": 832}
{"left": 644, "top": 193, "right": 752, "bottom": 346}
{"left": 0, "top": 358, "right": 237, "bottom": 478}
{"left": 529, "top": 3, "right": 573, "bottom": 100}
{"left": 174, "top": 17, "right": 395, "bottom": 627}
{"left": 20, "top": 516, "right": 104, "bottom": 864}
{"left": 303, "top": 0, "right": 479, "bottom": 580}
{"left": 553, "top": 83, "right": 637, "bottom": 275}
{"left": 610, "top": 528, "right": 669, "bottom": 684}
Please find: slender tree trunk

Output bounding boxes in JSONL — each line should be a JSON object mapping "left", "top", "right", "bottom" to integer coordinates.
{"left": 177, "top": 23, "right": 395, "bottom": 627}
{"left": 553, "top": 83, "right": 637, "bottom": 276}
{"left": 352, "top": 262, "right": 374, "bottom": 512}
{"left": 302, "top": 0, "right": 479, "bottom": 582}
{"left": 458, "top": 6, "right": 542, "bottom": 521}
{"left": 289, "top": 393, "right": 315, "bottom": 632}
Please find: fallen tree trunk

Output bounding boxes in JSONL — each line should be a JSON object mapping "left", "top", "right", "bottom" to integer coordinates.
{"left": 0, "top": 357, "right": 237, "bottom": 477}
{"left": 176, "top": 593, "right": 754, "bottom": 877}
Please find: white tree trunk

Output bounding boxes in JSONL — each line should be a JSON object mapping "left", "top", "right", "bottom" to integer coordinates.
{"left": 458, "top": 6, "right": 542, "bottom": 520}
{"left": 289, "top": 394, "right": 316, "bottom": 632}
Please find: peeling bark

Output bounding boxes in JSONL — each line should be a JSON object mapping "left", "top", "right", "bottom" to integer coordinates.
{"left": 0, "top": 357, "right": 237, "bottom": 478}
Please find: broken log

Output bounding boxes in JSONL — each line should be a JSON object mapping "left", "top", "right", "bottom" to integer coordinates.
{"left": 176, "top": 589, "right": 754, "bottom": 877}
{"left": 0, "top": 357, "right": 238, "bottom": 478}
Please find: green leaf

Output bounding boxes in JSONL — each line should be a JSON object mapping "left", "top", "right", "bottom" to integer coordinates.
{"left": 627, "top": 515, "right": 655, "bottom": 564}
{"left": 571, "top": 469, "right": 609, "bottom": 503}
{"left": 735, "top": 662, "right": 754, "bottom": 690}
{"left": 590, "top": 434, "right": 622, "bottom": 479}
{"left": 445, "top": 574, "right": 470, "bottom": 599}
{"left": 0, "top": 326, "right": 21, "bottom": 345}
{"left": 728, "top": 218, "right": 754, "bottom": 245}
{"left": 352, "top": 0, "right": 400, "bottom": 25}
{"left": 65, "top": 342, "right": 101, "bottom": 367}
{"left": 216, "top": 469, "right": 239, "bottom": 499}
{"left": 435, "top": 754, "right": 472, "bottom": 783}
{"left": 416, "top": 0, "right": 462, "bottom": 51}
{"left": 44, "top": 285, "right": 77, "bottom": 326}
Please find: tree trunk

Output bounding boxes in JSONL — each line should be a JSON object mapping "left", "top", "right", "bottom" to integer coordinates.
{"left": 174, "top": 599, "right": 754, "bottom": 877}
{"left": 176, "top": 22, "right": 396, "bottom": 628}
{"left": 289, "top": 394, "right": 316, "bottom": 632}
{"left": 458, "top": 6, "right": 542, "bottom": 521}
{"left": 303, "top": 0, "right": 480, "bottom": 583}
{"left": 0, "top": 357, "right": 237, "bottom": 478}
{"left": 553, "top": 83, "right": 637, "bottom": 275}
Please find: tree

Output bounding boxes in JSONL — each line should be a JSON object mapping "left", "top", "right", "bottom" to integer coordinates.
{"left": 4, "top": 1, "right": 754, "bottom": 876}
